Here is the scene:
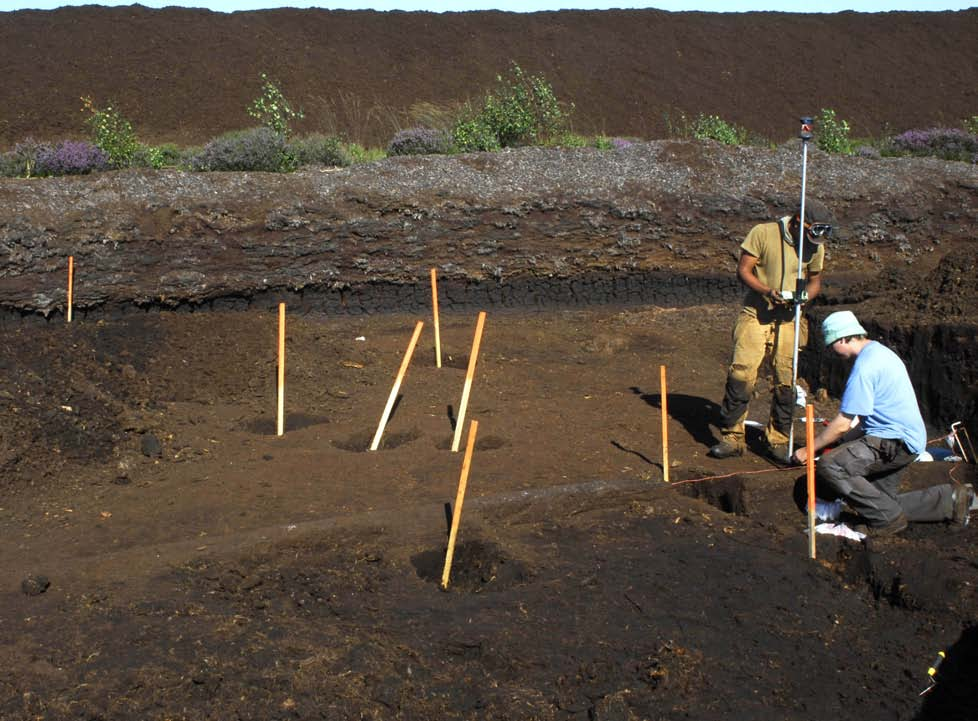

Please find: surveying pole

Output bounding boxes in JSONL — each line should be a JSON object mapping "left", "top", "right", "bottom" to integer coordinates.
{"left": 787, "top": 116, "right": 813, "bottom": 461}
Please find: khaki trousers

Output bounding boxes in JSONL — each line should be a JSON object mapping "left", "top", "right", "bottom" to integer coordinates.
{"left": 718, "top": 308, "right": 807, "bottom": 447}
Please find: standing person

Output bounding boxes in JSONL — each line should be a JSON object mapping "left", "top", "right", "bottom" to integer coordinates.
{"left": 708, "top": 200, "right": 834, "bottom": 460}
{"left": 791, "top": 310, "right": 974, "bottom": 535}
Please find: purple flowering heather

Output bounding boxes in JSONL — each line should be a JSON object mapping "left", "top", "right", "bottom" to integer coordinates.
{"left": 889, "top": 127, "right": 978, "bottom": 161}
{"left": 35, "top": 140, "right": 110, "bottom": 175}
{"left": 387, "top": 127, "right": 452, "bottom": 156}
{"left": 611, "top": 137, "right": 633, "bottom": 150}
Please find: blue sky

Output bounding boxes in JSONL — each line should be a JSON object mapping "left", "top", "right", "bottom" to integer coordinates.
{"left": 3, "top": 1, "right": 975, "bottom": 12}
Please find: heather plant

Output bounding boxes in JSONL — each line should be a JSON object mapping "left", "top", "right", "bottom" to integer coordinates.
{"left": 387, "top": 127, "right": 452, "bottom": 156}
{"left": 593, "top": 136, "right": 634, "bottom": 150}
{"left": 189, "top": 127, "right": 297, "bottom": 172}
{"left": 248, "top": 73, "right": 304, "bottom": 137}
{"left": 34, "top": 140, "right": 110, "bottom": 176}
{"left": 884, "top": 127, "right": 978, "bottom": 162}
{"left": 290, "top": 133, "right": 349, "bottom": 166}
{"left": 81, "top": 96, "right": 140, "bottom": 167}
{"left": 453, "top": 62, "right": 572, "bottom": 151}
{"left": 815, "top": 108, "right": 853, "bottom": 154}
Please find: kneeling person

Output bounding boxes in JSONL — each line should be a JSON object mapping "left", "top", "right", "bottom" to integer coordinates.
{"left": 791, "top": 311, "right": 973, "bottom": 535}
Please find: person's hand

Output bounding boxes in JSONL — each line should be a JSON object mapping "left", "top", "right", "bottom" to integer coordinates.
{"left": 792, "top": 447, "right": 809, "bottom": 465}
{"left": 767, "top": 289, "right": 786, "bottom": 305}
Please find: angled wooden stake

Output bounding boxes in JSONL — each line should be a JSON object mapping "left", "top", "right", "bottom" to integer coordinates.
{"left": 370, "top": 320, "right": 424, "bottom": 451}
{"left": 452, "top": 311, "right": 486, "bottom": 452}
{"left": 67, "top": 255, "right": 74, "bottom": 323}
{"left": 660, "top": 364, "right": 669, "bottom": 483}
{"left": 277, "top": 303, "right": 286, "bottom": 436}
{"left": 806, "top": 403, "right": 816, "bottom": 560}
{"left": 431, "top": 268, "right": 442, "bottom": 369}
{"left": 442, "top": 419, "right": 478, "bottom": 590}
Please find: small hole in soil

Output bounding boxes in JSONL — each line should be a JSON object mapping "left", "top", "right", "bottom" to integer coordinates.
{"left": 679, "top": 475, "right": 748, "bottom": 515}
{"left": 435, "top": 434, "right": 508, "bottom": 451}
{"left": 411, "top": 540, "right": 528, "bottom": 592}
{"left": 420, "top": 353, "right": 469, "bottom": 369}
{"left": 332, "top": 428, "right": 422, "bottom": 452}
{"left": 240, "top": 414, "right": 329, "bottom": 435}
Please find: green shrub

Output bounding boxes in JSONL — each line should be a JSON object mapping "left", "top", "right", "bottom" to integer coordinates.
{"left": 815, "top": 108, "right": 853, "bottom": 154}
{"left": 964, "top": 115, "right": 978, "bottom": 135}
{"left": 452, "top": 116, "right": 501, "bottom": 153}
{"left": 0, "top": 138, "right": 44, "bottom": 177}
{"left": 81, "top": 96, "right": 141, "bottom": 167}
{"left": 248, "top": 73, "right": 303, "bottom": 137}
{"left": 453, "top": 62, "right": 572, "bottom": 151}
{"left": 343, "top": 143, "right": 386, "bottom": 164}
{"left": 689, "top": 113, "right": 749, "bottom": 145}
{"left": 131, "top": 143, "right": 182, "bottom": 169}
{"left": 547, "top": 132, "right": 589, "bottom": 148}
{"left": 291, "top": 134, "right": 349, "bottom": 166}
{"left": 189, "top": 127, "right": 297, "bottom": 172}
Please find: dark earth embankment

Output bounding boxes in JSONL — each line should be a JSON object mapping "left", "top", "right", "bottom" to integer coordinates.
{"left": 1, "top": 6, "right": 978, "bottom": 147}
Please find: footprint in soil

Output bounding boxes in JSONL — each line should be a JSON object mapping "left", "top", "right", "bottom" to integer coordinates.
{"left": 332, "top": 428, "right": 421, "bottom": 452}
{"left": 412, "top": 539, "right": 529, "bottom": 593}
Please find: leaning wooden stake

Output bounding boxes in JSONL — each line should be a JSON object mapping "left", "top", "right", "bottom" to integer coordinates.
{"left": 277, "top": 303, "right": 286, "bottom": 437}
{"left": 452, "top": 311, "right": 487, "bottom": 452}
{"left": 660, "top": 364, "right": 670, "bottom": 483}
{"left": 67, "top": 255, "right": 74, "bottom": 323}
{"left": 370, "top": 320, "right": 424, "bottom": 451}
{"left": 442, "top": 419, "right": 478, "bottom": 589}
{"left": 806, "top": 403, "right": 817, "bottom": 560}
{"left": 431, "top": 268, "right": 442, "bottom": 369}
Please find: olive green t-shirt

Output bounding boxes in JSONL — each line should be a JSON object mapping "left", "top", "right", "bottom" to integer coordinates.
{"left": 741, "top": 216, "right": 825, "bottom": 318}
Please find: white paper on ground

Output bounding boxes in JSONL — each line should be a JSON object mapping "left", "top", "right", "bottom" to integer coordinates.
{"left": 812, "top": 522, "right": 867, "bottom": 541}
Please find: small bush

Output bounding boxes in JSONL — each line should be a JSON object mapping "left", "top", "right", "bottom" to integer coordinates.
{"left": 81, "top": 96, "right": 141, "bottom": 168}
{"left": 884, "top": 127, "right": 978, "bottom": 162}
{"left": 0, "top": 138, "right": 46, "bottom": 177}
{"left": 963, "top": 116, "right": 978, "bottom": 135}
{"left": 248, "top": 73, "right": 303, "bottom": 137}
{"left": 815, "top": 108, "right": 853, "bottom": 154}
{"left": 452, "top": 116, "right": 501, "bottom": 153}
{"left": 291, "top": 134, "right": 349, "bottom": 167}
{"left": 34, "top": 140, "right": 110, "bottom": 176}
{"left": 387, "top": 127, "right": 452, "bottom": 156}
{"left": 189, "top": 127, "right": 297, "bottom": 172}
{"left": 453, "top": 62, "right": 572, "bottom": 151}
{"left": 343, "top": 143, "right": 386, "bottom": 164}
{"left": 689, "top": 113, "right": 749, "bottom": 145}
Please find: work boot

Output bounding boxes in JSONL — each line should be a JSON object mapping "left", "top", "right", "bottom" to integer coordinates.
{"left": 765, "top": 442, "right": 792, "bottom": 465}
{"left": 708, "top": 440, "right": 743, "bottom": 459}
{"left": 867, "top": 514, "right": 909, "bottom": 537}
{"left": 951, "top": 484, "right": 975, "bottom": 526}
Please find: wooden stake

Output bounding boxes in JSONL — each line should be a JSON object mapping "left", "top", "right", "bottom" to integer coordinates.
{"left": 67, "top": 255, "right": 74, "bottom": 323}
{"left": 431, "top": 268, "right": 442, "bottom": 369}
{"left": 277, "top": 303, "right": 286, "bottom": 437}
{"left": 660, "top": 364, "right": 670, "bottom": 483}
{"left": 370, "top": 320, "right": 424, "bottom": 451}
{"left": 442, "top": 419, "right": 478, "bottom": 590}
{"left": 451, "top": 311, "right": 486, "bottom": 452}
{"left": 806, "top": 403, "right": 816, "bottom": 560}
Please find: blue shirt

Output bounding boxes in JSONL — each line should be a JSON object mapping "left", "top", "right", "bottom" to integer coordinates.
{"left": 840, "top": 341, "right": 927, "bottom": 453}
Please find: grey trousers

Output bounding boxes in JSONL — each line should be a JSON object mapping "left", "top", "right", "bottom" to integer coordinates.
{"left": 816, "top": 433, "right": 954, "bottom": 527}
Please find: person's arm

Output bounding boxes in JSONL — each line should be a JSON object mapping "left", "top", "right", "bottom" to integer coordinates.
{"left": 791, "top": 411, "right": 854, "bottom": 464}
{"left": 737, "top": 251, "right": 784, "bottom": 303}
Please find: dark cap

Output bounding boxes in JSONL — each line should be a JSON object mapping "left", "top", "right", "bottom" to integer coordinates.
{"left": 798, "top": 199, "right": 835, "bottom": 244}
